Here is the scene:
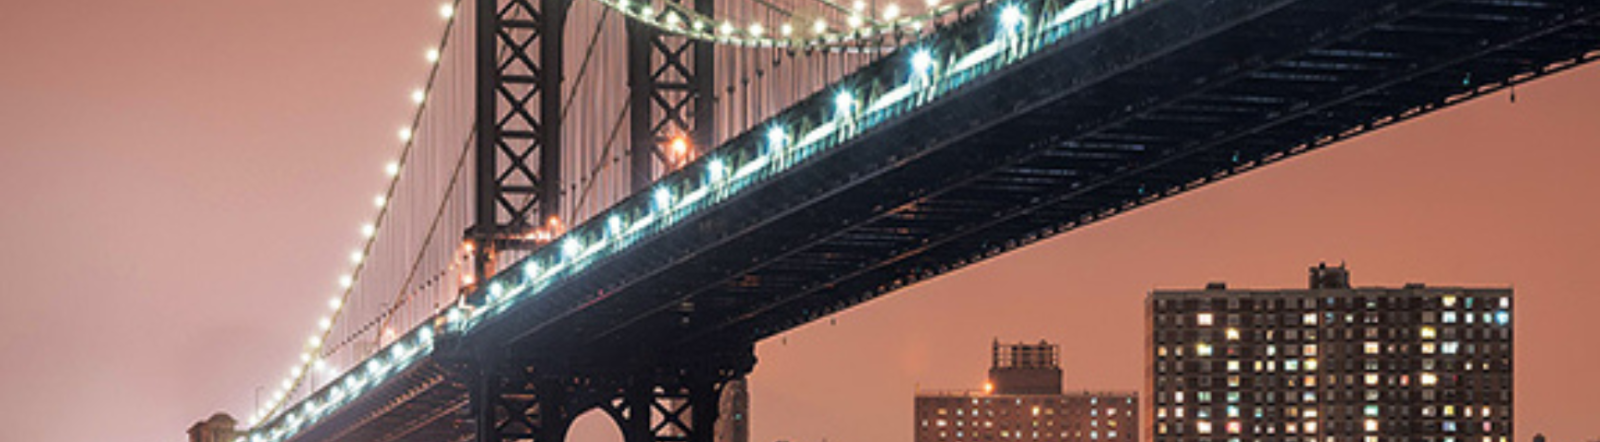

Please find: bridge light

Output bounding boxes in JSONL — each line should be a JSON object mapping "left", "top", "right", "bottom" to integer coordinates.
{"left": 654, "top": 187, "right": 673, "bottom": 209}
{"left": 373, "top": 194, "right": 386, "bottom": 208}
{"left": 523, "top": 262, "right": 540, "bottom": 280}
{"left": 308, "top": 335, "right": 322, "bottom": 348}
{"left": 318, "top": 316, "right": 332, "bottom": 330}
{"left": 329, "top": 297, "right": 343, "bottom": 310}
{"left": 694, "top": 20, "right": 706, "bottom": 31}
{"left": 299, "top": 352, "right": 311, "bottom": 363}
{"left": 640, "top": 6, "right": 654, "bottom": 17}
{"left": 813, "top": 18, "right": 827, "bottom": 34}
{"left": 349, "top": 250, "right": 364, "bottom": 264}
{"left": 562, "top": 239, "right": 581, "bottom": 258}
{"left": 748, "top": 22, "right": 764, "bottom": 37}
{"left": 767, "top": 126, "right": 787, "bottom": 148}
{"left": 438, "top": 4, "right": 455, "bottom": 19}
{"left": 338, "top": 275, "right": 353, "bottom": 288}
{"left": 424, "top": 48, "right": 440, "bottom": 63}
{"left": 665, "top": 12, "right": 681, "bottom": 27}
{"left": 780, "top": 23, "right": 793, "bottom": 37}
{"left": 667, "top": 135, "right": 691, "bottom": 161}
{"left": 398, "top": 127, "right": 413, "bottom": 142}
{"left": 835, "top": 91, "right": 856, "bottom": 116}
{"left": 607, "top": 215, "right": 623, "bottom": 233}
{"left": 710, "top": 158, "right": 727, "bottom": 181}
{"left": 291, "top": 366, "right": 303, "bottom": 378}
{"left": 853, "top": 0, "right": 866, "bottom": 11}
{"left": 719, "top": 21, "right": 735, "bottom": 36}
{"left": 1000, "top": 5, "right": 1026, "bottom": 30}
{"left": 912, "top": 49, "right": 935, "bottom": 74}
{"left": 884, "top": 3, "right": 901, "bottom": 20}
{"left": 847, "top": 14, "right": 863, "bottom": 28}
{"left": 410, "top": 88, "right": 425, "bottom": 104}
{"left": 384, "top": 161, "right": 400, "bottom": 177}
{"left": 926, "top": 0, "right": 940, "bottom": 8}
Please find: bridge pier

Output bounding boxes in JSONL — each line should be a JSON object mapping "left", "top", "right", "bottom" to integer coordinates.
{"left": 466, "top": 346, "right": 754, "bottom": 442}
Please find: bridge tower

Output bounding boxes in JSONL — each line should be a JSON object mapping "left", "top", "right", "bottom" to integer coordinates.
{"left": 465, "top": 0, "right": 743, "bottom": 441}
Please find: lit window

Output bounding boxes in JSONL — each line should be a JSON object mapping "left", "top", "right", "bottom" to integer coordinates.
{"left": 1197, "top": 342, "right": 1214, "bottom": 357}
{"left": 1303, "top": 313, "right": 1317, "bottom": 325}
{"left": 1197, "top": 421, "right": 1213, "bottom": 434}
{"left": 1198, "top": 313, "right": 1215, "bottom": 326}
{"left": 1495, "top": 311, "right": 1511, "bottom": 325}
{"left": 1364, "top": 342, "right": 1381, "bottom": 355}
{"left": 1228, "top": 361, "right": 1240, "bottom": 372}
{"left": 1365, "top": 419, "right": 1379, "bottom": 432}
{"left": 1365, "top": 374, "right": 1380, "bottom": 386}
{"left": 1227, "top": 421, "right": 1242, "bottom": 434}
{"left": 1306, "top": 359, "right": 1318, "bottom": 370}
{"left": 1443, "top": 295, "right": 1457, "bottom": 307}
{"left": 1364, "top": 405, "right": 1380, "bottom": 417}
{"left": 1443, "top": 342, "right": 1460, "bottom": 354}
{"left": 1423, "top": 343, "right": 1437, "bottom": 354}
{"left": 1421, "top": 373, "right": 1439, "bottom": 386}
{"left": 1443, "top": 311, "right": 1458, "bottom": 323}
{"left": 1226, "top": 328, "right": 1241, "bottom": 341}
{"left": 1421, "top": 326, "right": 1437, "bottom": 339}
{"left": 1303, "top": 344, "right": 1317, "bottom": 356}
{"left": 1305, "top": 421, "right": 1319, "bottom": 434}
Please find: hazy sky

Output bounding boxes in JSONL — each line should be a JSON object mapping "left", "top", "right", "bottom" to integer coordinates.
{"left": 1, "top": 1, "right": 1597, "bottom": 442}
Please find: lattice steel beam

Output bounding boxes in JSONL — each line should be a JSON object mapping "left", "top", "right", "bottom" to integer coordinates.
{"left": 627, "top": 0, "right": 716, "bottom": 191}
{"left": 471, "top": 0, "right": 569, "bottom": 285}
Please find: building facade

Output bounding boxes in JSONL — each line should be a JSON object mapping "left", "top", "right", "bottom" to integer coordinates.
{"left": 1145, "top": 264, "right": 1513, "bottom": 442}
{"left": 916, "top": 341, "right": 1139, "bottom": 442}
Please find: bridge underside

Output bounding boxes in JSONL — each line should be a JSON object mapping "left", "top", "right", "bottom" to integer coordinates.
{"left": 278, "top": 0, "right": 1599, "bottom": 440}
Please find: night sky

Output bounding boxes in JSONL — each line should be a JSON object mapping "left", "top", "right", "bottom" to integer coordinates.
{"left": 1, "top": 1, "right": 1597, "bottom": 442}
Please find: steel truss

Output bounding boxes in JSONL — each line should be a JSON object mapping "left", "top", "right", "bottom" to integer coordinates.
{"left": 627, "top": 0, "right": 716, "bottom": 191}
{"left": 471, "top": 0, "right": 570, "bottom": 284}
{"left": 467, "top": 347, "right": 754, "bottom": 442}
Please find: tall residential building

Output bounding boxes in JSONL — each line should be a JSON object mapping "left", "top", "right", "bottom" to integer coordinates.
{"left": 915, "top": 340, "right": 1139, "bottom": 442}
{"left": 1145, "top": 264, "right": 1513, "bottom": 442}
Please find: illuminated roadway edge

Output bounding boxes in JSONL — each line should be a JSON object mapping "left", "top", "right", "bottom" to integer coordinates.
{"left": 249, "top": 0, "right": 1599, "bottom": 441}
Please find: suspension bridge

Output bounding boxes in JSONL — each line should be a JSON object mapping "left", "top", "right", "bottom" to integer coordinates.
{"left": 202, "top": 0, "right": 1600, "bottom": 441}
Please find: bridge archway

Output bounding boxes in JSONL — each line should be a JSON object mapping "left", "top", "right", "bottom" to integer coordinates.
{"left": 567, "top": 406, "right": 627, "bottom": 442}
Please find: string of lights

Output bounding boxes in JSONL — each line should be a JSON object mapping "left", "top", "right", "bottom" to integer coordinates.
{"left": 591, "top": 0, "right": 985, "bottom": 48}
{"left": 246, "top": 0, "right": 466, "bottom": 428}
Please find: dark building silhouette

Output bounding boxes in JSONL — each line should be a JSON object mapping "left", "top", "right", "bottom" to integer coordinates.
{"left": 1146, "top": 264, "right": 1513, "bottom": 442}
{"left": 915, "top": 340, "right": 1138, "bottom": 442}
{"left": 716, "top": 377, "right": 749, "bottom": 442}
{"left": 188, "top": 413, "right": 238, "bottom": 442}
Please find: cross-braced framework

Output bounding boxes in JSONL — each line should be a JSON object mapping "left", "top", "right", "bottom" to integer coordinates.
{"left": 472, "top": 0, "right": 570, "bottom": 284}
{"left": 467, "top": 348, "right": 754, "bottom": 442}
{"left": 627, "top": 0, "right": 716, "bottom": 191}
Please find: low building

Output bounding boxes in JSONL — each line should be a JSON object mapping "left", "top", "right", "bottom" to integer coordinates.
{"left": 916, "top": 340, "right": 1139, "bottom": 442}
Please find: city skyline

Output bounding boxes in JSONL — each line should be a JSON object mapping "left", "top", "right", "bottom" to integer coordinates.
{"left": 3, "top": 2, "right": 1600, "bottom": 442}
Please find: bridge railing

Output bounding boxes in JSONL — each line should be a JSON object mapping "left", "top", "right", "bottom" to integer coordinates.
{"left": 245, "top": 0, "right": 1156, "bottom": 440}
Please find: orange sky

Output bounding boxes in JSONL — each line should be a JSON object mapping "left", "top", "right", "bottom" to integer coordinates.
{"left": 1, "top": 1, "right": 1597, "bottom": 442}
